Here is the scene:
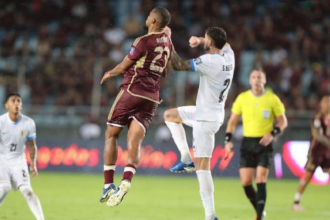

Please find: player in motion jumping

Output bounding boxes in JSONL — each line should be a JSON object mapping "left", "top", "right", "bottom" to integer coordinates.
{"left": 0, "top": 93, "right": 45, "bottom": 220}
{"left": 164, "top": 27, "right": 235, "bottom": 220}
{"left": 99, "top": 6, "right": 172, "bottom": 207}
{"left": 292, "top": 95, "right": 330, "bottom": 211}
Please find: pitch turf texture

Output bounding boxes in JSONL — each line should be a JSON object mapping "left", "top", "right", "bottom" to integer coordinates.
{"left": 1, "top": 172, "right": 329, "bottom": 220}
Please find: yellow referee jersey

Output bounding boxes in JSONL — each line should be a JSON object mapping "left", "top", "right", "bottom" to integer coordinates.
{"left": 231, "top": 90, "right": 285, "bottom": 137}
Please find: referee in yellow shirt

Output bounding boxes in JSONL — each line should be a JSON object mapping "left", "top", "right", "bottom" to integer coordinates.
{"left": 224, "top": 69, "right": 288, "bottom": 220}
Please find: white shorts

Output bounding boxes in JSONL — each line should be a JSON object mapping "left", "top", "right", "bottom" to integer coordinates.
{"left": 0, "top": 162, "right": 30, "bottom": 190}
{"left": 178, "top": 106, "right": 221, "bottom": 158}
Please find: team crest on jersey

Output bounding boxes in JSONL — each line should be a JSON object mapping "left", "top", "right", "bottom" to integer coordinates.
{"left": 129, "top": 47, "right": 135, "bottom": 55}
{"left": 21, "top": 130, "right": 24, "bottom": 136}
{"left": 194, "top": 57, "right": 202, "bottom": 65}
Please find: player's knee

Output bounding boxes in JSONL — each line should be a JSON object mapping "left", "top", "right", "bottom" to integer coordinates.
{"left": 255, "top": 175, "right": 267, "bottom": 183}
{"left": 164, "top": 109, "right": 177, "bottom": 121}
{"left": 0, "top": 185, "right": 10, "bottom": 194}
{"left": 19, "top": 185, "right": 35, "bottom": 201}
{"left": 241, "top": 179, "right": 253, "bottom": 186}
{"left": 105, "top": 129, "right": 120, "bottom": 140}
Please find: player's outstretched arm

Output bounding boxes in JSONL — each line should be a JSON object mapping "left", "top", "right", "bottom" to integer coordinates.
{"left": 171, "top": 50, "right": 192, "bottom": 71}
{"left": 189, "top": 36, "right": 204, "bottom": 48}
{"left": 100, "top": 56, "right": 136, "bottom": 84}
{"left": 27, "top": 139, "right": 38, "bottom": 179}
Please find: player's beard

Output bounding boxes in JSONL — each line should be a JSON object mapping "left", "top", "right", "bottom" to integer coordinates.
{"left": 143, "top": 25, "right": 148, "bottom": 31}
{"left": 204, "top": 44, "right": 210, "bottom": 52}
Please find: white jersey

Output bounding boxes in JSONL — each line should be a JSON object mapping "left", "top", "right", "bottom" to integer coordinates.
{"left": 0, "top": 113, "right": 36, "bottom": 165}
{"left": 189, "top": 45, "right": 235, "bottom": 122}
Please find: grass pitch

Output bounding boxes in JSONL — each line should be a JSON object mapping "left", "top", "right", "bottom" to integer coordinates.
{"left": 1, "top": 172, "right": 329, "bottom": 220}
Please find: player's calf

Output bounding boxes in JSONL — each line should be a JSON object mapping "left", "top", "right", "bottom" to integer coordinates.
{"left": 19, "top": 185, "right": 45, "bottom": 220}
{"left": 0, "top": 185, "right": 11, "bottom": 206}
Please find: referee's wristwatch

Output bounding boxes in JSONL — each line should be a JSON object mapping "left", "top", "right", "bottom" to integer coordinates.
{"left": 224, "top": 133, "right": 232, "bottom": 144}
{"left": 271, "top": 127, "right": 281, "bottom": 137}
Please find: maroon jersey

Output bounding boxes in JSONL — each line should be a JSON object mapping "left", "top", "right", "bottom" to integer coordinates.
{"left": 120, "top": 31, "right": 173, "bottom": 104}
{"left": 305, "top": 112, "right": 330, "bottom": 171}
{"left": 310, "top": 112, "right": 330, "bottom": 151}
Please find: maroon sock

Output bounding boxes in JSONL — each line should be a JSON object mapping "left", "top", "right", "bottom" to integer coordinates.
{"left": 104, "top": 164, "right": 115, "bottom": 184}
{"left": 122, "top": 164, "right": 137, "bottom": 182}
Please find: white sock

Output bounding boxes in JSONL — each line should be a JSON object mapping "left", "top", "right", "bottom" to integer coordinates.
{"left": 294, "top": 192, "right": 302, "bottom": 203}
{"left": 20, "top": 185, "right": 45, "bottom": 220}
{"left": 0, "top": 185, "right": 11, "bottom": 206}
{"left": 196, "top": 170, "right": 216, "bottom": 220}
{"left": 165, "top": 121, "right": 192, "bottom": 164}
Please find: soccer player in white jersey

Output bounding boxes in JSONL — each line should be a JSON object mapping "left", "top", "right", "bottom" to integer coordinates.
{"left": 0, "top": 93, "right": 45, "bottom": 220}
{"left": 163, "top": 27, "right": 235, "bottom": 220}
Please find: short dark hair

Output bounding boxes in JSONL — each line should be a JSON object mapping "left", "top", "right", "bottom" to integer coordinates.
{"left": 206, "top": 27, "right": 227, "bottom": 49}
{"left": 154, "top": 6, "right": 171, "bottom": 28}
{"left": 5, "top": 92, "right": 21, "bottom": 103}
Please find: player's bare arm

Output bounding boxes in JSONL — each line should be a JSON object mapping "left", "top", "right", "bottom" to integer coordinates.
{"left": 171, "top": 50, "right": 192, "bottom": 71}
{"left": 100, "top": 56, "right": 136, "bottom": 84}
{"left": 311, "top": 124, "right": 330, "bottom": 148}
{"left": 27, "top": 139, "right": 38, "bottom": 178}
{"left": 260, "top": 114, "right": 288, "bottom": 146}
{"left": 162, "top": 60, "right": 171, "bottom": 77}
{"left": 224, "top": 113, "right": 240, "bottom": 157}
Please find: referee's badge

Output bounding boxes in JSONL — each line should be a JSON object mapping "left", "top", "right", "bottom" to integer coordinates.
{"left": 262, "top": 110, "right": 270, "bottom": 119}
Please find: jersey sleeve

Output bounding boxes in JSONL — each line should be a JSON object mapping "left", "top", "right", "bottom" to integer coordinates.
{"left": 312, "top": 116, "right": 321, "bottom": 129}
{"left": 127, "top": 37, "right": 147, "bottom": 61}
{"left": 231, "top": 93, "right": 243, "bottom": 115}
{"left": 27, "top": 119, "right": 36, "bottom": 140}
{"left": 272, "top": 95, "right": 285, "bottom": 116}
{"left": 189, "top": 54, "right": 211, "bottom": 75}
{"left": 222, "top": 44, "right": 234, "bottom": 57}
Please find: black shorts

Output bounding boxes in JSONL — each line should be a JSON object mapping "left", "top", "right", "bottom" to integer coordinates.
{"left": 240, "top": 137, "right": 273, "bottom": 168}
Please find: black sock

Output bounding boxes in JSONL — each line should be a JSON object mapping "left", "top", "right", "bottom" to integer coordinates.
{"left": 243, "top": 185, "right": 257, "bottom": 212}
{"left": 256, "top": 183, "right": 267, "bottom": 220}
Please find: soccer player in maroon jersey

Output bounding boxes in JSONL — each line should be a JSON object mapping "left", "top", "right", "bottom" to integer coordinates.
{"left": 292, "top": 95, "right": 330, "bottom": 211}
{"left": 98, "top": 6, "right": 172, "bottom": 207}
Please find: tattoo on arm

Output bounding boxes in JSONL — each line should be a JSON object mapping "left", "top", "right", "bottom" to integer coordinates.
{"left": 171, "top": 50, "right": 192, "bottom": 71}
{"left": 28, "top": 140, "right": 37, "bottom": 164}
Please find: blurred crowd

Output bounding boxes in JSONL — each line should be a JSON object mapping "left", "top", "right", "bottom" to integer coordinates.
{"left": 0, "top": 0, "right": 330, "bottom": 112}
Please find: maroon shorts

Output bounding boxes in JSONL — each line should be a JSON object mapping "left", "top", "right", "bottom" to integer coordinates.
{"left": 107, "top": 89, "right": 158, "bottom": 131}
{"left": 305, "top": 145, "right": 330, "bottom": 172}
